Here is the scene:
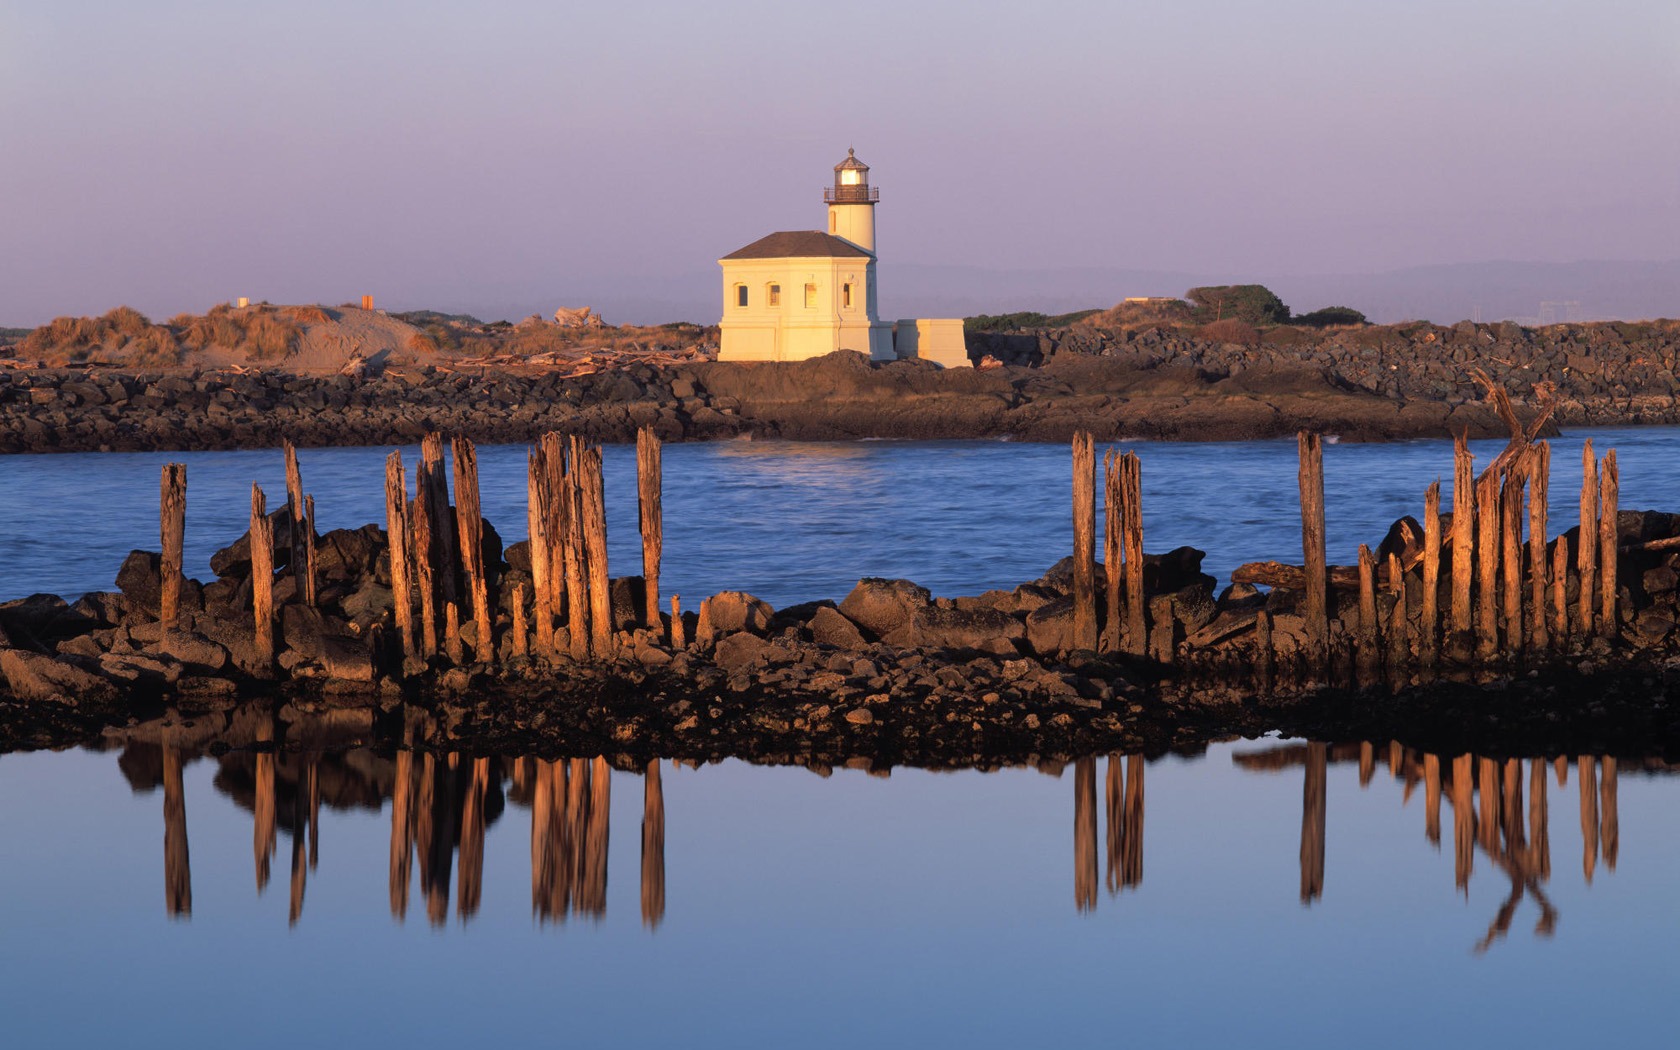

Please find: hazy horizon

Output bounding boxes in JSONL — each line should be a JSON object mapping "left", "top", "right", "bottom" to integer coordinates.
{"left": 3, "top": 0, "right": 1677, "bottom": 327}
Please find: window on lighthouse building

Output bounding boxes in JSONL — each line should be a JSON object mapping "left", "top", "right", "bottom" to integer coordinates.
{"left": 768, "top": 284, "right": 781, "bottom": 307}
{"left": 736, "top": 285, "right": 748, "bottom": 308}
{"left": 804, "top": 283, "right": 818, "bottom": 308}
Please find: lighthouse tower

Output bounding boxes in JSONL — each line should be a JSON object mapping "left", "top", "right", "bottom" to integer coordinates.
{"left": 825, "top": 148, "right": 878, "bottom": 253}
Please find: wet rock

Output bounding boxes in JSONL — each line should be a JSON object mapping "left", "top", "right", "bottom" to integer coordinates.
{"left": 839, "top": 578, "right": 931, "bottom": 639}
{"left": 0, "top": 648, "right": 118, "bottom": 704}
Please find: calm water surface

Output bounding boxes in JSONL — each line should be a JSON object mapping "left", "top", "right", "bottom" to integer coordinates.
{"left": 1, "top": 431, "right": 1678, "bottom": 1045}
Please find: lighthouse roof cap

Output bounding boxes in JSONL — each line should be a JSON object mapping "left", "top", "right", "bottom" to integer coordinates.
{"left": 834, "top": 147, "right": 869, "bottom": 172}
{"left": 721, "top": 230, "right": 872, "bottom": 260}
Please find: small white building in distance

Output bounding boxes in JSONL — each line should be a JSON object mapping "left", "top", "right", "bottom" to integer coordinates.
{"left": 717, "top": 150, "right": 968, "bottom": 367}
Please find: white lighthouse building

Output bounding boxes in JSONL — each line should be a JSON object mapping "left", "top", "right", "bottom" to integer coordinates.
{"left": 717, "top": 150, "right": 966, "bottom": 367}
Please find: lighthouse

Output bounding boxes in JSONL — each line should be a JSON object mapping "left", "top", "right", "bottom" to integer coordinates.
{"left": 825, "top": 148, "right": 878, "bottom": 253}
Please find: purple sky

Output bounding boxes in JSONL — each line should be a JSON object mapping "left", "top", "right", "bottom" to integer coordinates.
{"left": 2, "top": 0, "right": 1677, "bottom": 326}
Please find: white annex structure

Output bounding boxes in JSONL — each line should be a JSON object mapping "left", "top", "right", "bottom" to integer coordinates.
{"left": 717, "top": 150, "right": 968, "bottom": 367}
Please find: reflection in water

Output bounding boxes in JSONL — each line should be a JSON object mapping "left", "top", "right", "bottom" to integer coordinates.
{"left": 1234, "top": 743, "right": 1632, "bottom": 951}
{"left": 162, "top": 738, "right": 190, "bottom": 918}
{"left": 1080, "top": 753, "right": 1144, "bottom": 908}
{"left": 642, "top": 760, "right": 666, "bottom": 928}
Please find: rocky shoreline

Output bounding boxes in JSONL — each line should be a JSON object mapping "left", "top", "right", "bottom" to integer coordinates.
{"left": 5, "top": 315, "right": 1680, "bottom": 453}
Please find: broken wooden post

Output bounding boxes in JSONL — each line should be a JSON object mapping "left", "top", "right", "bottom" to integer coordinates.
{"left": 421, "top": 433, "right": 459, "bottom": 612}
{"left": 1297, "top": 433, "right": 1328, "bottom": 669}
{"left": 637, "top": 425, "right": 663, "bottom": 630}
{"left": 1102, "top": 450, "right": 1122, "bottom": 653}
{"left": 1499, "top": 460, "right": 1525, "bottom": 651}
{"left": 283, "top": 440, "right": 314, "bottom": 607}
{"left": 527, "top": 448, "right": 554, "bottom": 658}
{"left": 1386, "top": 550, "right": 1408, "bottom": 670}
{"left": 1450, "top": 433, "right": 1475, "bottom": 658}
{"left": 1550, "top": 538, "right": 1569, "bottom": 645}
{"left": 250, "top": 484, "right": 274, "bottom": 671}
{"left": 1071, "top": 432, "right": 1098, "bottom": 651}
{"left": 1121, "top": 452, "right": 1146, "bottom": 656}
{"left": 304, "top": 495, "right": 317, "bottom": 609}
{"left": 539, "top": 433, "right": 568, "bottom": 636}
{"left": 511, "top": 582, "right": 529, "bottom": 659}
{"left": 451, "top": 436, "right": 493, "bottom": 663}
{"left": 1578, "top": 439, "right": 1598, "bottom": 637}
{"left": 1528, "top": 442, "right": 1550, "bottom": 651}
{"left": 563, "top": 437, "right": 590, "bottom": 661}
{"left": 1356, "top": 543, "right": 1378, "bottom": 672}
{"left": 160, "top": 463, "right": 186, "bottom": 628}
{"left": 1475, "top": 470, "right": 1500, "bottom": 661}
{"left": 670, "top": 595, "right": 685, "bottom": 649}
{"left": 1599, "top": 448, "right": 1619, "bottom": 638}
{"left": 580, "top": 444, "right": 613, "bottom": 658}
{"left": 444, "top": 601, "right": 463, "bottom": 665}
{"left": 384, "top": 451, "right": 415, "bottom": 664}
{"left": 409, "top": 491, "right": 438, "bottom": 659}
{"left": 1421, "top": 480, "right": 1441, "bottom": 665}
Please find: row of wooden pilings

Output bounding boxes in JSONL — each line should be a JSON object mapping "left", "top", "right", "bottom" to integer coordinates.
{"left": 1069, "top": 426, "right": 1624, "bottom": 673}
{"left": 156, "top": 428, "right": 672, "bottom": 675}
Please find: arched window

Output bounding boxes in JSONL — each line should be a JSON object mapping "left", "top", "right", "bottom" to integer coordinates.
{"left": 842, "top": 283, "right": 853, "bottom": 309}
{"left": 736, "top": 285, "right": 748, "bottom": 308}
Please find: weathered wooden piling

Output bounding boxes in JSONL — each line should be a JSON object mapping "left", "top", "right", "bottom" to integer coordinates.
{"left": 283, "top": 440, "right": 315, "bottom": 607}
{"left": 637, "top": 426, "right": 663, "bottom": 630}
{"left": 1499, "top": 462, "right": 1525, "bottom": 649}
{"left": 670, "top": 595, "right": 684, "bottom": 649}
{"left": 527, "top": 449, "right": 553, "bottom": 658}
{"left": 511, "top": 583, "right": 529, "bottom": 659}
{"left": 1578, "top": 439, "right": 1599, "bottom": 637}
{"left": 562, "top": 438, "right": 590, "bottom": 661}
{"left": 579, "top": 445, "right": 614, "bottom": 658}
{"left": 1421, "top": 480, "right": 1441, "bottom": 664}
{"left": 1102, "top": 451, "right": 1122, "bottom": 653}
{"left": 451, "top": 436, "right": 493, "bottom": 663}
{"left": 1356, "top": 544, "right": 1378, "bottom": 670}
{"left": 409, "top": 489, "right": 439, "bottom": 659}
{"left": 1297, "top": 433, "right": 1328, "bottom": 667}
{"left": 420, "top": 434, "right": 459, "bottom": 611}
{"left": 539, "top": 433, "right": 569, "bottom": 644}
{"left": 384, "top": 451, "right": 415, "bottom": 663}
{"left": 445, "top": 601, "right": 463, "bottom": 665}
{"left": 1550, "top": 538, "right": 1569, "bottom": 644}
{"left": 1071, "top": 432, "right": 1098, "bottom": 652}
{"left": 1386, "top": 551, "right": 1408, "bottom": 670}
{"left": 1120, "top": 452, "right": 1146, "bottom": 656}
{"left": 1599, "top": 449, "right": 1619, "bottom": 638}
{"left": 159, "top": 463, "right": 186, "bottom": 628}
{"left": 1450, "top": 433, "right": 1475, "bottom": 656}
{"left": 1528, "top": 442, "right": 1551, "bottom": 651}
{"left": 250, "top": 485, "right": 274, "bottom": 670}
{"left": 1474, "top": 471, "right": 1500, "bottom": 661}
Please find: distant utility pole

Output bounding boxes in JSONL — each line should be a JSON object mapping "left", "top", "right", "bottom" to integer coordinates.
{"left": 1539, "top": 300, "right": 1580, "bottom": 324}
{"left": 1472, "top": 303, "right": 1482, "bottom": 324}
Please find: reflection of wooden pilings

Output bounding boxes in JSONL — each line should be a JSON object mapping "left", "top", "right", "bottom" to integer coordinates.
{"left": 1528, "top": 758, "right": 1550, "bottom": 881}
{"left": 289, "top": 757, "right": 313, "bottom": 925}
{"left": 160, "top": 463, "right": 186, "bottom": 628}
{"left": 162, "top": 738, "right": 191, "bottom": 918}
{"left": 1071, "top": 433, "right": 1098, "bottom": 652}
{"left": 582, "top": 756, "right": 612, "bottom": 916}
{"left": 1297, "top": 433, "right": 1328, "bottom": 669}
{"left": 389, "top": 749, "right": 413, "bottom": 920}
{"left": 1423, "top": 752, "right": 1442, "bottom": 845}
{"left": 1122, "top": 754, "right": 1144, "bottom": 888}
{"left": 642, "top": 760, "right": 666, "bottom": 928}
{"left": 1074, "top": 756, "right": 1097, "bottom": 911}
{"left": 1421, "top": 481, "right": 1441, "bottom": 665}
{"left": 1577, "top": 755, "right": 1598, "bottom": 884}
{"left": 1104, "top": 752, "right": 1123, "bottom": 893}
{"left": 1451, "top": 754, "right": 1474, "bottom": 891}
{"left": 1528, "top": 443, "right": 1551, "bottom": 651}
{"left": 250, "top": 486, "right": 275, "bottom": 671}
{"left": 1578, "top": 440, "right": 1598, "bottom": 637}
{"left": 637, "top": 426, "right": 664, "bottom": 631}
{"left": 532, "top": 758, "right": 568, "bottom": 922}
{"left": 1599, "top": 756, "right": 1618, "bottom": 872}
{"left": 418, "top": 753, "right": 457, "bottom": 926}
{"left": 458, "top": 756, "right": 489, "bottom": 919}
{"left": 1450, "top": 434, "right": 1475, "bottom": 659}
{"left": 254, "top": 724, "right": 276, "bottom": 892}
{"left": 1300, "top": 742, "right": 1326, "bottom": 903}
{"left": 1476, "top": 757, "right": 1499, "bottom": 855}
{"left": 1599, "top": 450, "right": 1619, "bottom": 638}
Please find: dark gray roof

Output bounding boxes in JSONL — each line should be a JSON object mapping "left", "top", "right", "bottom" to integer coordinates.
{"left": 835, "top": 147, "right": 869, "bottom": 172}
{"left": 721, "top": 230, "right": 872, "bottom": 260}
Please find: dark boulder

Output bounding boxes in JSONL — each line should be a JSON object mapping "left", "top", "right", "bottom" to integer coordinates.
{"left": 839, "top": 578, "right": 930, "bottom": 640}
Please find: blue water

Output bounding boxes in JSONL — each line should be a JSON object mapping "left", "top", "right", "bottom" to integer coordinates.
{"left": 3, "top": 428, "right": 1676, "bottom": 608}
{"left": 2, "top": 431, "right": 1679, "bottom": 1047}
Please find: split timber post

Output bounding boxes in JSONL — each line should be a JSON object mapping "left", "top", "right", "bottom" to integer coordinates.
{"left": 563, "top": 438, "right": 590, "bottom": 661}
{"left": 1420, "top": 480, "right": 1441, "bottom": 666}
{"left": 384, "top": 451, "right": 415, "bottom": 664}
{"left": 1121, "top": 452, "right": 1145, "bottom": 656}
{"left": 1386, "top": 551, "right": 1408, "bottom": 671}
{"left": 527, "top": 448, "right": 554, "bottom": 658}
{"left": 451, "top": 436, "right": 493, "bottom": 664}
{"left": 1599, "top": 449, "right": 1619, "bottom": 638}
{"left": 1528, "top": 442, "right": 1551, "bottom": 651}
{"left": 1578, "top": 439, "right": 1599, "bottom": 637}
{"left": 511, "top": 583, "right": 529, "bottom": 659}
{"left": 250, "top": 484, "right": 275, "bottom": 671}
{"left": 159, "top": 463, "right": 186, "bottom": 628}
{"left": 539, "top": 433, "right": 569, "bottom": 648}
{"left": 637, "top": 426, "right": 664, "bottom": 632}
{"left": 1550, "top": 538, "right": 1570, "bottom": 644}
{"left": 1297, "top": 433, "right": 1328, "bottom": 669}
{"left": 420, "top": 434, "right": 459, "bottom": 616}
{"left": 1450, "top": 433, "right": 1475, "bottom": 659}
{"left": 409, "top": 488, "right": 439, "bottom": 659}
{"left": 1499, "top": 461, "right": 1526, "bottom": 652}
{"left": 1474, "top": 471, "right": 1500, "bottom": 662}
{"left": 579, "top": 444, "right": 614, "bottom": 658}
{"left": 1102, "top": 450, "right": 1123, "bottom": 653}
{"left": 283, "top": 440, "right": 315, "bottom": 607}
{"left": 1071, "top": 432, "right": 1098, "bottom": 652}
{"left": 304, "top": 497, "right": 317, "bottom": 608}
{"left": 1356, "top": 544, "right": 1378, "bottom": 673}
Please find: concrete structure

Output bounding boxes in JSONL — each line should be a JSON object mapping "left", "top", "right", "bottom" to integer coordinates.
{"left": 894, "top": 318, "right": 968, "bottom": 369}
{"left": 718, "top": 150, "right": 968, "bottom": 367}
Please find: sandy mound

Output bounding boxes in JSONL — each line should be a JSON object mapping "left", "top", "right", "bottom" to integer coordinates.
{"left": 186, "top": 307, "right": 432, "bottom": 373}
